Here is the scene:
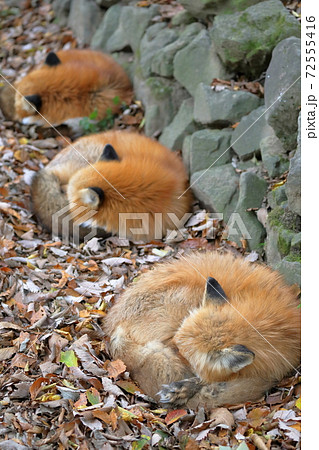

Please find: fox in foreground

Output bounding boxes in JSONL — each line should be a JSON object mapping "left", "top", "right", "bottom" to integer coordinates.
{"left": 103, "top": 252, "right": 301, "bottom": 408}
{"left": 0, "top": 49, "right": 132, "bottom": 128}
{"left": 31, "top": 130, "right": 192, "bottom": 242}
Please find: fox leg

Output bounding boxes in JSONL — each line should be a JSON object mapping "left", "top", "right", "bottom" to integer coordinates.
{"left": 109, "top": 326, "right": 193, "bottom": 398}
{"left": 158, "top": 376, "right": 270, "bottom": 408}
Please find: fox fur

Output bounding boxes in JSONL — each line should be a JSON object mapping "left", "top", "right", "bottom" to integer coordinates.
{"left": 31, "top": 130, "right": 192, "bottom": 242}
{"left": 12, "top": 49, "right": 133, "bottom": 127}
{"left": 103, "top": 252, "right": 301, "bottom": 408}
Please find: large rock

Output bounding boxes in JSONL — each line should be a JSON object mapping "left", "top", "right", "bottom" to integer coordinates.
{"left": 265, "top": 205, "right": 301, "bottom": 272}
{"left": 68, "top": 0, "right": 102, "bottom": 45}
{"left": 186, "top": 129, "right": 233, "bottom": 175}
{"left": 286, "top": 146, "right": 301, "bottom": 216}
{"left": 105, "top": 4, "right": 159, "bottom": 53}
{"left": 151, "top": 23, "right": 205, "bottom": 78}
{"left": 179, "top": 0, "right": 264, "bottom": 19}
{"left": 134, "top": 75, "right": 189, "bottom": 137}
{"left": 139, "top": 24, "right": 179, "bottom": 78}
{"left": 276, "top": 258, "right": 301, "bottom": 286}
{"left": 260, "top": 132, "right": 289, "bottom": 178}
{"left": 231, "top": 105, "right": 273, "bottom": 160}
{"left": 264, "top": 37, "right": 301, "bottom": 151}
{"left": 285, "top": 112, "right": 301, "bottom": 215}
{"left": 52, "top": 0, "right": 71, "bottom": 27}
{"left": 190, "top": 164, "right": 239, "bottom": 218}
{"left": 194, "top": 83, "right": 262, "bottom": 126}
{"left": 228, "top": 171, "right": 267, "bottom": 250}
{"left": 210, "top": 0, "right": 301, "bottom": 77}
{"left": 174, "top": 29, "right": 231, "bottom": 96}
{"left": 91, "top": 4, "right": 122, "bottom": 52}
{"left": 159, "top": 98, "right": 197, "bottom": 150}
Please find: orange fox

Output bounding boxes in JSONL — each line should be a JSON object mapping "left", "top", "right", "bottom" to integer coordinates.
{"left": 31, "top": 130, "right": 192, "bottom": 242}
{"left": 103, "top": 252, "right": 301, "bottom": 408}
{"left": 12, "top": 49, "right": 132, "bottom": 128}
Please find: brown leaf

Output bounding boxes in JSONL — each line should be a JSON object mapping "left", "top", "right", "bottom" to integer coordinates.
{"left": 0, "top": 346, "right": 16, "bottom": 361}
{"left": 107, "top": 359, "right": 126, "bottom": 379}
{"left": 165, "top": 409, "right": 188, "bottom": 425}
{"left": 209, "top": 408, "right": 235, "bottom": 429}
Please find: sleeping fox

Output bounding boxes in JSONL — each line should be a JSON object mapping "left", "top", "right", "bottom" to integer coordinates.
{"left": 9, "top": 49, "right": 132, "bottom": 128}
{"left": 103, "top": 252, "right": 301, "bottom": 408}
{"left": 31, "top": 130, "right": 192, "bottom": 242}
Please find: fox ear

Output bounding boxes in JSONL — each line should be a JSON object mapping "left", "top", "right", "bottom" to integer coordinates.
{"left": 99, "top": 144, "right": 120, "bottom": 162}
{"left": 208, "top": 344, "right": 255, "bottom": 375}
{"left": 80, "top": 187, "right": 104, "bottom": 208}
{"left": 203, "top": 277, "right": 227, "bottom": 305}
{"left": 45, "top": 52, "right": 61, "bottom": 66}
{"left": 25, "top": 94, "right": 42, "bottom": 112}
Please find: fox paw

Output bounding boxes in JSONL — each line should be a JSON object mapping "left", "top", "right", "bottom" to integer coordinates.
{"left": 157, "top": 377, "right": 201, "bottom": 407}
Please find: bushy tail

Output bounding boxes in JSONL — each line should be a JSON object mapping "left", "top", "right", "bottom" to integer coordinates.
{"left": 31, "top": 170, "right": 109, "bottom": 242}
{"left": 31, "top": 169, "right": 69, "bottom": 235}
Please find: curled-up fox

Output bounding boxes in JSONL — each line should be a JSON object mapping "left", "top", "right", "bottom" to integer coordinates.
{"left": 1, "top": 49, "right": 132, "bottom": 128}
{"left": 103, "top": 252, "right": 301, "bottom": 408}
{"left": 31, "top": 130, "right": 192, "bottom": 242}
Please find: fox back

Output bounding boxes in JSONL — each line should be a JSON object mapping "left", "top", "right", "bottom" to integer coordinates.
{"left": 31, "top": 130, "right": 192, "bottom": 241}
{"left": 14, "top": 49, "right": 133, "bottom": 127}
{"left": 103, "top": 252, "right": 300, "bottom": 408}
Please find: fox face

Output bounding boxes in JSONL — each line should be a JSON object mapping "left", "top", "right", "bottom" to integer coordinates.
{"left": 14, "top": 49, "right": 133, "bottom": 127}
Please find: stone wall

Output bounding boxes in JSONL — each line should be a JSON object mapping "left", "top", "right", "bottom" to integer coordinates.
{"left": 52, "top": 0, "right": 301, "bottom": 285}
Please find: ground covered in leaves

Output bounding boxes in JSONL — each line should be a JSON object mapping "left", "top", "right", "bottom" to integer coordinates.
{"left": 0, "top": 1, "right": 301, "bottom": 449}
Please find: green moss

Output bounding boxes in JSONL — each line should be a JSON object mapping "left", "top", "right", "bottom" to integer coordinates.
{"left": 285, "top": 254, "right": 301, "bottom": 263}
{"left": 268, "top": 206, "right": 285, "bottom": 228}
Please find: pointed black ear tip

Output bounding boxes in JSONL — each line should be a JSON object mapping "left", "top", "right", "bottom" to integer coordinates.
{"left": 45, "top": 52, "right": 61, "bottom": 66}
{"left": 99, "top": 144, "right": 120, "bottom": 162}
{"left": 25, "top": 94, "right": 42, "bottom": 111}
{"left": 205, "top": 276, "right": 227, "bottom": 304}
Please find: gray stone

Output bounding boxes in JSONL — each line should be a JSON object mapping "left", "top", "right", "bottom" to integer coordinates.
{"left": 171, "top": 10, "right": 195, "bottom": 26}
{"left": 179, "top": 0, "right": 265, "bottom": 19}
{"left": 231, "top": 105, "right": 273, "bottom": 160}
{"left": 68, "top": 0, "right": 102, "bottom": 45}
{"left": 91, "top": 4, "right": 122, "bottom": 52}
{"left": 190, "top": 164, "right": 239, "bottom": 216}
{"left": 152, "top": 23, "right": 205, "bottom": 78}
{"left": 210, "top": 0, "right": 301, "bottom": 77}
{"left": 265, "top": 205, "right": 301, "bottom": 270}
{"left": 159, "top": 98, "right": 197, "bottom": 150}
{"left": 174, "top": 29, "right": 231, "bottom": 96}
{"left": 194, "top": 84, "right": 262, "bottom": 126}
{"left": 106, "top": 4, "right": 159, "bottom": 53}
{"left": 139, "top": 24, "right": 179, "bottom": 78}
{"left": 188, "top": 129, "right": 233, "bottom": 175}
{"left": 236, "top": 171, "right": 268, "bottom": 210}
{"left": 227, "top": 171, "right": 267, "bottom": 250}
{"left": 286, "top": 147, "right": 301, "bottom": 216}
{"left": 286, "top": 112, "right": 301, "bottom": 215}
{"left": 267, "top": 185, "right": 287, "bottom": 209}
{"left": 276, "top": 258, "right": 301, "bottom": 286}
{"left": 52, "top": 0, "right": 71, "bottom": 27}
{"left": 182, "top": 135, "right": 192, "bottom": 175}
{"left": 134, "top": 75, "right": 189, "bottom": 137}
{"left": 111, "top": 52, "right": 135, "bottom": 82}
{"left": 264, "top": 37, "right": 301, "bottom": 151}
{"left": 260, "top": 133, "right": 289, "bottom": 178}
